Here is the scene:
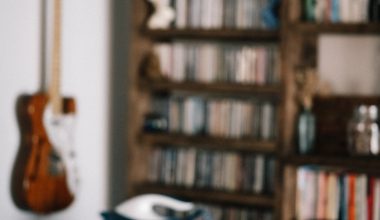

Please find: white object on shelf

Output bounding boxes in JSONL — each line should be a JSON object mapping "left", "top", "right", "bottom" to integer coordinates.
{"left": 115, "top": 194, "right": 194, "bottom": 220}
{"left": 147, "top": 0, "right": 175, "bottom": 29}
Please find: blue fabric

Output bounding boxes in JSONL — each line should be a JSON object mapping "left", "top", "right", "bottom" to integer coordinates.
{"left": 101, "top": 211, "right": 131, "bottom": 220}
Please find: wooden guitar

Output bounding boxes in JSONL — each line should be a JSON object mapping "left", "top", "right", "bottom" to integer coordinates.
{"left": 11, "top": 0, "right": 78, "bottom": 214}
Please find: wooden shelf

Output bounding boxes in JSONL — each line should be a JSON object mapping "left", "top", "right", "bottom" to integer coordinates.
{"left": 136, "top": 184, "right": 275, "bottom": 207}
{"left": 142, "top": 28, "right": 280, "bottom": 41}
{"left": 141, "top": 133, "right": 277, "bottom": 153}
{"left": 283, "top": 155, "right": 380, "bottom": 173}
{"left": 292, "top": 23, "right": 380, "bottom": 34}
{"left": 140, "top": 80, "right": 281, "bottom": 98}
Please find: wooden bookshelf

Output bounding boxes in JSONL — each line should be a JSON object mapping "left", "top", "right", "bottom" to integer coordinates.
{"left": 142, "top": 28, "right": 280, "bottom": 41}
{"left": 283, "top": 155, "right": 380, "bottom": 174}
{"left": 126, "top": 0, "right": 285, "bottom": 219}
{"left": 141, "top": 132, "right": 277, "bottom": 153}
{"left": 140, "top": 80, "right": 282, "bottom": 98}
{"left": 279, "top": 1, "right": 380, "bottom": 219}
{"left": 136, "top": 184, "right": 275, "bottom": 207}
{"left": 291, "top": 23, "right": 380, "bottom": 34}
{"left": 124, "top": 0, "right": 380, "bottom": 219}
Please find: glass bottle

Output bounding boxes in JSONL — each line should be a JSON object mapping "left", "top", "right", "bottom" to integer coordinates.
{"left": 297, "top": 107, "right": 316, "bottom": 155}
{"left": 369, "top": 105, "right": 380, "bottom": 155}
{"left": 347, "top": 105, "right": 380, "bottom": 155}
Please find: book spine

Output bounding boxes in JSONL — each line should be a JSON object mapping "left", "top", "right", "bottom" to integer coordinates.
{"left": 154, "top": 42, "right": 280, "bottom": 86}
{"left": 373, "top": 179, "right": 380, "bottom": 220}
{"left": 296, "top": 169, "right": 380, "bottom": 220}
{"left": 368, "top": 177, "right": 375, "bottom": 220}
{"left": 175, "top": 0, "right": 187, "bottom": 28}
{"left": 148, "top": 147, "right": 274, "bottom": 194}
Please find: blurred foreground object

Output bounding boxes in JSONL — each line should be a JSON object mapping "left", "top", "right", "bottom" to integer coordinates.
{"left": 101, "top": 194, "right": 211, "bottom": 220}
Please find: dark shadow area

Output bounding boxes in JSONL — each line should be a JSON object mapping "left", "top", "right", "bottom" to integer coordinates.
{"left": 108, "top": 0, "right": 131, "bottom": 207}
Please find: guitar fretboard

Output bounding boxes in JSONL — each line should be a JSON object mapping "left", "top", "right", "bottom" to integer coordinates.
{"left": 49, "top": 0, "right": 62, "bottom": 115}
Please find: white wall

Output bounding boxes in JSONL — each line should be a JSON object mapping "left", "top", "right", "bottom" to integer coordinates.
{"left": 319, "top": 35, "right": 380, "bottom": 95}
{"left": 0, "top": 0, "right": 110, "bottom": 219}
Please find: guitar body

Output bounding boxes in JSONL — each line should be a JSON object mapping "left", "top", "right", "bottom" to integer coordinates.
{"left": 11, "top": 93, "right": 76, "bottom": 214}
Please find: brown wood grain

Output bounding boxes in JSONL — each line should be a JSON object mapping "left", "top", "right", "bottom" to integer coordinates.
{"left": 291, "top": 23, "right": 380, "bottom": 35}
{"left": 142, "top": 28, "right": 280, "bottom": 41}
{"left": 283, "top": 155, "right": 380, "bottom": 174}
{"left": 140, "top": 79, "right": 282, "bottom": 98}
{"left": 126, "top": 0, "right": 153, "bottom": 200}
{"left": 11, "top": 93, "right": 75, "bottom": 214}
{"left": 140, "top": 132, "right": 278, "bottom": 154}
{"left": 136, "top": 184, "right": 275, "bottom": 207}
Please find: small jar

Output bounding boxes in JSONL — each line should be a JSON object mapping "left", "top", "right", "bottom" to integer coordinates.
{"left": 143, "top": 113, "right": 168, "bottom": 133}
{"left": 347, "top": 105, "right": 380, "bottom": 155}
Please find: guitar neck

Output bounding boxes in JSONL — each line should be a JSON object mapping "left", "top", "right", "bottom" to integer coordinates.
{"left": 49, "top": 0, "right": 62, "bottom": 115}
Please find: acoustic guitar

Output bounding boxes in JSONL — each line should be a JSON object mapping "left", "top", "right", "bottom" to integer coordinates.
{"left": 11, "top": 0, "right": 78, "bottom": 214}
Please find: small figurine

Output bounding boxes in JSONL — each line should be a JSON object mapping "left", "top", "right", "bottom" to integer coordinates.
{"left": 147, "top": 0, "right": 175, "bottom": 29}
{"left": 295, "top": 66, "right": 332, "bottom": 108}
{"left": 295, "top": 67, "right": 319, "bottom": 110}
{"left": 141, "top": 51, "right": 167, "bottom": 81}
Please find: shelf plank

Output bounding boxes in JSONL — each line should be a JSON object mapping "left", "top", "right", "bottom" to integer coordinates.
{"left": 140, "top": 80, "right": 282, "bottom": 98}
{"left": 283, "top": 155, "right": 380, "bottom": 173}
{"left": 142, "top": 28, "right": 280, "bottom": 41}
{"left": 292, "top": 23, "right": 380, "bottom": 34}
{"left": 136, "top": 184, "right": 275, "bottom": 207}
{"left": 141, "top": 133, "right": 277, "bottom": 153}
{"left": 312, "top": 96, "right": 380, "bottom": 155}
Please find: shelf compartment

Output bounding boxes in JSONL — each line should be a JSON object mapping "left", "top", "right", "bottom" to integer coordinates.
{"left": 312, "top": 96, "right": 380, "bottom": 155}
{"left": 142, "top": 28, "right": 280, "bottom": 41}
{"left": 292, "top": 23, "right": 380, "bottom": 34}
{"left": 283, "top": 155, "right": 380, "bottom": 173}
{"left": 136, "top": 184, "right": 275, "bottom": 207}
{"left": 140, "top": 133, "right": 277, "bottom": 153}
{"left": 140, "top": 80, "right": 282, "bottom": 98}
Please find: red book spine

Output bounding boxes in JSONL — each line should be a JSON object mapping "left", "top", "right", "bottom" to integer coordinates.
{"left": 368, "top": 177, "right": 375, "bottom": 220}
{"left": 349, "top": 174, "right": 356, "bottom": 220}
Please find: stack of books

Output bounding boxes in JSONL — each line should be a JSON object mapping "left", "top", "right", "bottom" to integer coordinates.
{"left": 172, "top": 0, "right": 279, "bottom": 29}
{"left": 155, "top": 42, "right": 280, "bottom": 85}
{"left": 297, "top": 167, "right": 380, "bottom": 220}
{"left": 303, "top": 0, "right": 380, "bottom": 23}
{"left": 152, "top": 96, "right": 278, "bottom": 140}
{"left": 148, "top": 147, "right": 275, "bottom": 194}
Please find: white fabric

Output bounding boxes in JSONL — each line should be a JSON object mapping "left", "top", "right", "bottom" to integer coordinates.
{"left": 116, "top": 194, "right": 194, "bottom": 220}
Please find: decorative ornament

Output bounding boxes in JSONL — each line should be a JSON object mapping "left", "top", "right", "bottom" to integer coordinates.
{"left": 295, "top": 66, "right": 319, "bottom": 110}
{"left": 147, "top": 0, "right": 175, "bottom": 29}
{"left": 295, "top": 66, "right": 319, "bottom": 155}
{"left": 141, "top": 51, "right": 167, "bottom": 81}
